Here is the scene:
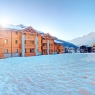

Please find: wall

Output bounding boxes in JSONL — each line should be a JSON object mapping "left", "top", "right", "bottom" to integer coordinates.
{"left": 12, "top": 31, "right": 22, "bottom": 56}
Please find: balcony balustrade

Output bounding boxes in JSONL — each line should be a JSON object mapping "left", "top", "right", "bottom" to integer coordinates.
{"left": 42, "top": 46, "right": 47, "bottom": 49}
{"left": 25, "top": 44, "right": 35, "bottom": 48}
{"left": 42, "top": 40, "right": 47, "bottom": 43}
{"left": 25, "top": 36, "right": 35, "bottom": 40}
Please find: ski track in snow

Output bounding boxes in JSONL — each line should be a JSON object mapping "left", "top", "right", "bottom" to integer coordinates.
{"left": 0, "top": 54, "right": 95, "bottom": 95}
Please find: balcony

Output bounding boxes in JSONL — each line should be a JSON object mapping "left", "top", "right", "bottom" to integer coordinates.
{"left": 42, "top": 40, "right": 47, "bottom": 43}
{"left": 25, "top": 44, "right": 35, "bottom": 48}
{"left": 59, "top": 46, "right": 63, "bottom": 49}
{"left": 42, "top": 52, "right": 47, "bottom": 55}
{"left": 49, "top": 46, "right": 53, "bottom": 49}
{"left": 49, "top": 40, "right": 54, "bottom": 43}
{"left": 25, "top": 53, "right": 36, "bottom": 56}
{"left": 42, "top": 46, "right": 47, "bottom": 49}
{"left": 59, "top": 51, "right": 64, "bottom": 54}
{"left": 25, "top": 36, "right": 35, "bottom": 40}
{"left": 0, "top": 44, "right": 4, "bottom": 48}
{"left": 0, "top": 34, "right": 4, "bottom": 38}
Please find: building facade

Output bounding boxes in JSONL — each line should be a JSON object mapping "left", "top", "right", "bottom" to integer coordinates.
{"left": 41, "top": 33, "right": 54, "bottom": 55}
{"left": 54, "top": 40, "right": 64, "bottom": 54}
{"left": 0, "top": 25, "right": 64, "bottom": 59}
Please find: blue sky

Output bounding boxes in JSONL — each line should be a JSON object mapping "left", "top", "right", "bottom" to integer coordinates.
{"left": 0, "top": 0, "right": 95, "bottom": 40}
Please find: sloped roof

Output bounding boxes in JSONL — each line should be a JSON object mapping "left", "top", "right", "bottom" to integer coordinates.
{"left": 35, "top": 30, "right": 44, "bottom": 34}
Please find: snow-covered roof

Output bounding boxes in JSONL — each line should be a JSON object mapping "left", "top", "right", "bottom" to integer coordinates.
{"left": 54, "top": 40, "right": 63, "bottom": 44}
{"left": 0, "top": 24, "right": 28, "bottom": 30}
{"left": 52, "top": 36, "right": 57, "bottom": 39}
{"left": 35, "top": 30, "right": 44, "bottom": 34}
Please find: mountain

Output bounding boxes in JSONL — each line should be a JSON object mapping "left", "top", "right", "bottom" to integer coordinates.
{"left": 69, "top": 32, "right": 95, "bottom": 46}
{"left": 56, "top": 39, "right": 78, "bottom": 49}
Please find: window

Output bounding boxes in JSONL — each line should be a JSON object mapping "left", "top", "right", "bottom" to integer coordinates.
{"left": 16, "top": 32, "right": 18, "bottom": 35}
{"left": 30, "top": 41, "right": 34, "bottom": 44}
{"left": 5, "top": 39, "right": 8, "bottom": 43}
{"left": 51, "top": 50, "right": 53, "bottom": 52}
{"left": 4, "top": 49, "right": 8, "bottom": 53}
{"left": 15, "top": 40, "right": 18, "bottom": 44}
{"left": 15, "top": 49, "right": 18, "bottom": 53}
{"left": 43, "top": 50, "right": 47, "bottom": 53}
{"left": 30, "top": 49, "right": 34, "bottom": 53}
{"left": 43, "top": 50, "right": 45, "bottom": 53}
{"left": 25, "top": 49, "right": 26, "bottom": 53}
{"left": 25, "top": 41, "right": 26, "bottom": 44}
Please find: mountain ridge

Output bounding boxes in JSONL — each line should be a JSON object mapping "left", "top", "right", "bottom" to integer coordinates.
{"left": 69, "top": 32, "right": 95, "bottom": 46}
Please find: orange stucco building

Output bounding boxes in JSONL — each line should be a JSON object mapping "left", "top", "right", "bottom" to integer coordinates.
{"left": 0, "top": 25, "right": 64, "bottom": 59}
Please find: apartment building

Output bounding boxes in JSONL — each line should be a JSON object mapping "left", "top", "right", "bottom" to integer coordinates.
{"left": 0, "top": 25, "right": 64, "bottom": 59}
{"left": 0, "top": 25, "right": 42, "bottom": 58}
{"left": 54, "top": 40, "right": 64, "bottom": 54}
{"left": 41, "top": 33, "right": 54, "bottom": 55}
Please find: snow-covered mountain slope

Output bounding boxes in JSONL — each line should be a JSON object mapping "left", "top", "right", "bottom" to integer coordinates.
{"left": 69, "top": 32, "right": 95, "bottom": 46}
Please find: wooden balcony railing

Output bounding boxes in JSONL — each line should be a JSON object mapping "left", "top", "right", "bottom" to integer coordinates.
{"left": 25, "top": 36, "right": 35, "bottom": 40}
{"left": 42, "top": 46, "right": 47, "bottom": 49}
{"left": 25, "top": 44, "right": 35, "bottom": 48}
{"left": 42, "top": 40, "right": 47, "bottom": 43}
{"left": 49, "top": 46, "right": 53, "bottom": 49}
{"left": 59, "top": 46, "right": 63, "bottom": 49}
{"left": 59, "top": 51, "right": 64, "bottom": 54}
{"left": 49, "top": 40, "right": 54, "bottom": 43}
{"left": 42, "top": 52, "right": 47, "bottom": 55}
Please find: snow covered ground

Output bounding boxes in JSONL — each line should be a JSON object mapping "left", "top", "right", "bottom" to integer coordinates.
{"left": 0, "top": 54, "right": 95, "bottom": 95}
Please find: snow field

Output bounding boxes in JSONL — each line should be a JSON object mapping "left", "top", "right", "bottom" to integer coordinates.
{"left": 0, "top": 54, "right": 95, "bottom": 95}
